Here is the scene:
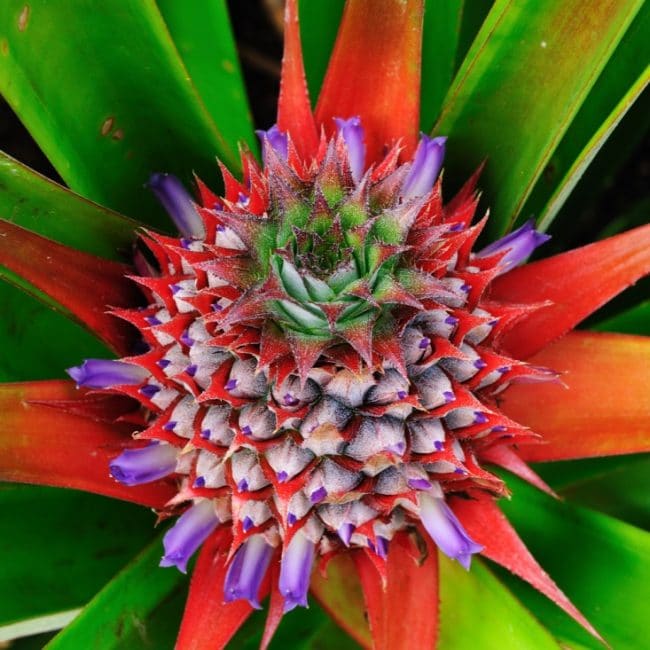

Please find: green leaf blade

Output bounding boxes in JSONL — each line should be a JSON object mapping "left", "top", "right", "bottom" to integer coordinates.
{"left": 435, "top": 0, "right": 643, "bottom": 237}
{"left": 0, "top": 0, "right": 242, "bottom": 225}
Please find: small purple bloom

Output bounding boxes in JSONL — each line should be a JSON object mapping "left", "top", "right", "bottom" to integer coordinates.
{"left": 225, "top": 379, "right": 238, "bottom": 392}
{"left": 139, "top": 384, "right": 161, "bottom": 399}
{"left": 149, "top": 173, "right": 205, "bottom": 239}
{"left": 477, "top": 219, "right": 551, "bottom": 274}
{"left": 159, "top": 500, "right": 219, "bottom": 573}
{"left": 224, "top": 535, "right": 274, "bottom": 609}
{"left": 67, "top": 359, "right": 148, "bottom": 389}
{"left": 375, "top": 536, "right": 389, "bottom": 559}
{"left": 257, "top": 124, "right": 289, "bottom": 161}
{"left": 408, "top": 477, "right": 433, "bottom": 490}
{"left": 419, "top": 337, "right": 431, "bottom": 349}
{"left": 419, "top": 494, "right": 483, "bottom": 569}
{"left": 335, "top": 117, "right": 366, "bottom": 183}
{"left": 401, "top": 135, "right": 446, "bottom": 199}
{"left": 279, "top": 530, "right": 315, "bottom": 612}
{"left": 277, "top": 470, "right": 288, "bottom": 483}
{"left": 310, "top": 486, "right": 327, "bottom": 504}
{"left": 338, "top": 522, "right": 354, "bottom": 547}
{"left": 109, "top": 442, "right": 178, "bottom": 486}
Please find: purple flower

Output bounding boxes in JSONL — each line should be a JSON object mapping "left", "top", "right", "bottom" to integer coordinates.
{"left": 224, "top": 534, "right": 274, "bottom": 608}
{"left": 109, "top": 442, "right": 178, "bottom": 486}
{"left": 257, "top": 124, "right": 289, "bottom": 161}
{"left": 419, "top": 493, "right": 483, "bottom": 570}
{"left": 401, "top": 135, "right": 446, "bottom": 199}
{"left": 279, "top": 529, "right": 315, "bottom": 612}
{"left": 477, "top": 219, "right": 551, "bottom": 273}
{"left": 67, "top": 359, "right": 148, "bottom": 389}
{"left": 335, "top": 117, "right": 366, "bottom": 183}
{"left": 160, "top": 500, "right": 220, "bottom": 573}
{"left": 149, "top": 173, "right": 205, "bottom": 239}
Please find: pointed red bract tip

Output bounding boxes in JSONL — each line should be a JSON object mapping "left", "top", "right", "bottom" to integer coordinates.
{"left": 453, "top": 497, "right": 602, "bottom": 641}
{"left": 277, "top": 0, "right": 319, "bottom": 161}
{"left": 315, "top": 0, "right": 424, "bottom": 164}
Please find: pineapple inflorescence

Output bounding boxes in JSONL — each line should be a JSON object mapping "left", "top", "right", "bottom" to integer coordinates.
{"left": 69, "top": 118, "right": 552, "bottom": 611}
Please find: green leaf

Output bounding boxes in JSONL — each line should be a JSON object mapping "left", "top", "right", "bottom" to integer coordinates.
{"left": 0, "top": 283, "right": 109, "bottom": 381}
{"left": 522, "top": 5, "right": 650, "bottom": 230}
{"left": 0, "top": 0, "right": 241, "bottom": 226}
{"left": 536, "top": 68, "right": 648, "bottom": 230}
{"left": 229, "top": 597, "right": 361, "bottom": 650}
{"left": 0, "top": 485, "right": 157, "bottom": 630}
{"left": 420, "top": 0, "right": 464, "bottom": 129}
{"left": 0, "top": 151, "right": 138, "bottom": 261}
{"left": 299, "top": 0, "right": 345, "bottom": 102}
{"left": 498, "top": 471, "right": 650, "bottom": 650}
{"left": 592, "top": 300, "right": 650, "bottom": 336}
{"left": 46, "top": 534, "right": 185, "bottom": 650}
{"left": 557, "top": 455, "right": 650, "bottom": 530}
{"left": 156, "top": 0, "right": 257, "bottom": 154}
{"left": 434, "top": 0, "right": 643, "bottom": 237}
{"left": 438, "top": 555, "right": 560, "bottom": 649}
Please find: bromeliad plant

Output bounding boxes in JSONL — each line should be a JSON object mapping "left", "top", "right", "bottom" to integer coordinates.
{"left": 1, "top": 1, "right": 649, "bottom": 649}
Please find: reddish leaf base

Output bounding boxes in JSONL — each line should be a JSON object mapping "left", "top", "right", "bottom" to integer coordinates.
{"left": 315, "top": 0, "right": 424, "bottom": 163}
{"left": 0, "top": 219, "right": 140, "bottom": 354}
{"left": 498, "top": 331, "right": 650, "bottom": 461}
{"left": 354, "top": 532, "right": 439, "bottom": 650}
{"left": 176, "top": 528, "right": 268, "bottom": 650}
{"left": 0, "top": 380, "right": 175, "bottom": 508}
{"left": 491, "top": 223, "right": 650, "bottom": 359}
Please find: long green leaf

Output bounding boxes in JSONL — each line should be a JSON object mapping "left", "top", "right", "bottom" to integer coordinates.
{"left": 0, "top": 0, "right": 240, "bottom": 225}
{"left": 522, "top": 4, "right": 650, "bottom": 230}
{"left": 535, "top": 68, "right": 648, "bottom": 231}
{"left": 156, "top": 0, "right": 257, "bottom": 153}
{"left": 0, "top": 151, "right": 138, "bottom": 260}
{"left": 592, "top": 300, "right": 650, "bottom": 336}
{"left": 46, "top": 534, "right": 184, "bottom": 650}
{"left": 420, "top": 0, "right": 464, "bottom": 130}
{"left": 498, "top": 472, "right": 650, "bottom": 650}
{"left": 0, "top": 485, "right": 156, "bottom": 630}
{"left": 0, "top": 283, "right": 109, "bottom": 381}
{"left": 438, "top": 555, "right": 560, "bottom": 649}
{"left": 434, "top": 0, "right": 642, "bottom": 237}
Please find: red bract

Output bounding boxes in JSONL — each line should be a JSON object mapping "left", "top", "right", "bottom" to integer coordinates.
{"left": 1, "top": 1, "right": 649, "bottom": 649}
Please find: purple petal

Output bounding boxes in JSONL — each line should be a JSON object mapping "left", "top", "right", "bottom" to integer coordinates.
{"left": 224, "top": 535, "right": 274, "bottom": 608}
{"left": 109, "top": 442, "right": 178, "bottom": 486}
{"left": 338, "top": 523, "right": 354, "bottom": 547}
{"left": 160, "top": 500, "right": 219, "bottom": 573}
{"left": 401, "top": 135, "right": 446, "bottom": 199}
{"left": 334, "top": 117, "right": 366, "bottom": 183}
{"left": 279, "top": 530, "right": 315, "bottom": 612}
{"left": 477, "top": 219, "right": 551, "bottom": 274}
{"left": 256, "top": 124, "right": 289, "bottom": 161}
{"left": 67, "top": 359, "right": 148, "bottom": 389}
{"left": 419, "top": 494, "right": 483, "bottom": 569}
{"left": 149, "top": 173, "right": 205, "bottom": 239}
